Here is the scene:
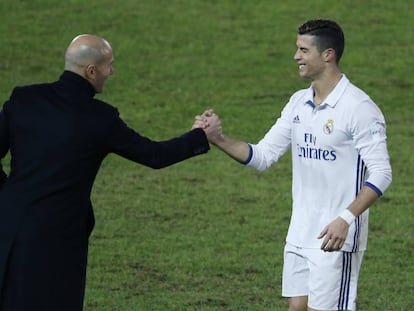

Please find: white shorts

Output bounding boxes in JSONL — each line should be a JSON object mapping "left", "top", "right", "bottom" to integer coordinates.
{"left": 282, "top": 243, "right": 364, "bottom": 311}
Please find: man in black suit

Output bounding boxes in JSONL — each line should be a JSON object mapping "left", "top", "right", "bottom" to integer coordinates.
{"left": 0, "top": 34, "right": 221, "bottom": 310}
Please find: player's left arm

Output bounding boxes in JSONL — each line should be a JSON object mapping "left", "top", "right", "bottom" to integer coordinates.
{"left": 319, "top": 100, "right": 392, "bottom": 251}
{"left": 319, "top": 186, "right": 380, "bottom": 251}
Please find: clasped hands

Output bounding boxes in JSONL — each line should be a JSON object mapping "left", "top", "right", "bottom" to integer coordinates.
{"left": 192, "top": 109, "right": 223, "bottom": 144}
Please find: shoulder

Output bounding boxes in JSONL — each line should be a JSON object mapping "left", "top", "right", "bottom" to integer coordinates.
{"left": 90, "top": 98, "right": 119, "bottom": 115}
{"left": 341, "top": 80, "right": 384, "bottom": 118}
{"left": 290, "top": 88, "right": 309, "bottom": 102}
{"left": 85, "top": 99, "right": 123, "bottom": 128}
{"left": 280, "top": 88, "right": 309, "bottom": 116}
{"left": 3, "top": 83, "right": 53, "bottom": 112}
{"left": 343, "top": 81, "right": 371, "bottom": 102}
{"left": 10, "top": 82, "right": 52, "bottom": 99}
{"left": 337, "top": 80, "right": 387, "bottom": 137}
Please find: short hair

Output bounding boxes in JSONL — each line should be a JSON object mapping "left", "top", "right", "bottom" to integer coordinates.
{"left": 298, "top": 19, "right": 345, "bottom": 63}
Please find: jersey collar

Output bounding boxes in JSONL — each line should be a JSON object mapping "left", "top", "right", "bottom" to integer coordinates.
{"left": 303, "top": 74, "right": 350, "bottom": 108}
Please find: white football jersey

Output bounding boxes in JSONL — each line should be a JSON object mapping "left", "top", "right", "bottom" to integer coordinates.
{"left": 247, "top": 75, "right": 392, "bottom": 251}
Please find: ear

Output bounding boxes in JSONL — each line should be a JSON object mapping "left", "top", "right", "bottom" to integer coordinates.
{"left": 85, "top": 64, "right": 96, "bottom": 80}
{"left": 323, "top": 48, "right": 336, "bottom": 63}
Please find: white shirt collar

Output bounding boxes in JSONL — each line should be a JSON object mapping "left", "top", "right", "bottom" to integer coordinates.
{"left": 303, "top": 74, "right": 350, "bottom": 108}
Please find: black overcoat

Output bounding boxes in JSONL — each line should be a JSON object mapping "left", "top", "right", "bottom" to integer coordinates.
{"left": 0, "top": 71, "right": 209, "bottom": 310}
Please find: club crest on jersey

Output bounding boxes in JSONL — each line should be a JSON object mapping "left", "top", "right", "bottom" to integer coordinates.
{"left": 323, "top": 119, "right": 334, "bottom": 134}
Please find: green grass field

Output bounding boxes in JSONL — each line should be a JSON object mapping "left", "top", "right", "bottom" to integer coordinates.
{"left": 0, "top": 1, "right": 413, "bottom": 310}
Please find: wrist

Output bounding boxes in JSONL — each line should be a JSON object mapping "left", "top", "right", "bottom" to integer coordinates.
{"left": 209, "top": 133, "right": 225, "bottom": 146}
{"left": 339, "top": 209, "right": 355, "bottom": 225}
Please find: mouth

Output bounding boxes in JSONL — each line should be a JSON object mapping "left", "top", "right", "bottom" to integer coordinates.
{"left": 299, "top": 64, "right": 305, "bottom": 70}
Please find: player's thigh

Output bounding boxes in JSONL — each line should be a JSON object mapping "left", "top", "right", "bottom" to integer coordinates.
{"left": 307, "top": 250, "right": 364, "bottom": 311}
{"left": 282, "top": 243, "right": 309, "bottom": 298}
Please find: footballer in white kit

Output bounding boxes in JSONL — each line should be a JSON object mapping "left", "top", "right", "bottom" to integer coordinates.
{"left": 247, "top": 74, "right": 391, "bottom": 252}
{"left": 197, "top": 18, "right": 392, "bottom": 311}
{"left": 246, "top": 74, "right": 392, "bottom": 310}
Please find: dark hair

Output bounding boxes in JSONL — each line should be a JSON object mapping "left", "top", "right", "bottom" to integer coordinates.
{"left": 298, "top": 19, "right": 345, "bottom": 63}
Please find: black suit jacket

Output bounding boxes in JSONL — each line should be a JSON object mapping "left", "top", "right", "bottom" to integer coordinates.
{"left": 0, "top": 71, "right": 209, "bottom": 310}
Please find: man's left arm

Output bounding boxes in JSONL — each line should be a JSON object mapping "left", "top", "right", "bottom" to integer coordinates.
{"left": 318, "top": 186, "right": 381, "bottom": 251}
{"left": 319, "top": 100, "right": 392, "bottom": 251}
{"left": 0, "top": 108, "right": 9, "bottom": 188}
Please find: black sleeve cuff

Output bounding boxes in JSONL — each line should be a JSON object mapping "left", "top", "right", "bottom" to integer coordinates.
{"left": 183, "top": 128, "right": 210, "bottom": 155}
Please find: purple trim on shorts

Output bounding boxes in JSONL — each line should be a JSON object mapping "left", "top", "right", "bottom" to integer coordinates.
{"left": 338, "top": 252, "right": 352, "bottom": 310}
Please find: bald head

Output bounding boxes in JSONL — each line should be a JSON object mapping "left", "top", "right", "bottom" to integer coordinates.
{"left": 64, "top": 34, "right": 114, "bottom": 93}
{"left": 65, "top": 34, "right": 112, "bottom": 75}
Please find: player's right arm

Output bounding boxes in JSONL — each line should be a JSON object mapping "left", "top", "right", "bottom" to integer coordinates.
{"left": 210, "top": 134, "right": 251, "bottom": 164}
{"left": 194, "top": 110, "right": 251, "bottom": 163}
{"left": 198, "top": 107, "right": 292, "bottom": 169}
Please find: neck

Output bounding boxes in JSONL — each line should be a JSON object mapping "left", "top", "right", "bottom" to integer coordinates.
{"left": 311, "top": 70, "right": 342, "bottom": 105}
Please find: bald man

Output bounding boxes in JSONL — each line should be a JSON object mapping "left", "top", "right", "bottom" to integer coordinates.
{"left": 65, "top": 34, "right": 114, "bottom": 93}
{"left": 0, "top": 34, "right": 221, "bottom": 310}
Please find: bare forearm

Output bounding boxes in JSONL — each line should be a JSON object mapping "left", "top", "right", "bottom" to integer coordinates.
{"left": 211, "top": 134, "right": 250, "bottom": 164}
{"left": 347, "top": 186, "right": 379, "bottom": 217}
{"left": 320, "top": 186, "right": 381, "bottom": 251}
{"left": 195, "top": 110, "right": 251, "bottom": 163}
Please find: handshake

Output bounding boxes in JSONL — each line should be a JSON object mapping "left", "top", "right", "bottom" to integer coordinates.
{"left": 192, "top": 109, "right": 223, "bottom": 144}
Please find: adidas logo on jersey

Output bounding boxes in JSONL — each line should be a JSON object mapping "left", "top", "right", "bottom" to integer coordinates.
{"left": 293, "top": 115, "right": 300, "bottom": 123}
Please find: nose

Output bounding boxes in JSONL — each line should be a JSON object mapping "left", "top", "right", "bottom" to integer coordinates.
{"left": 293, "top": 49, "right": 300, "bottom": 61}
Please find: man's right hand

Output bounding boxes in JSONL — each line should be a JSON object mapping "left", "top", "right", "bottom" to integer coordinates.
{"left": 193, "top": 109, "right": 223, "bottom": 144}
